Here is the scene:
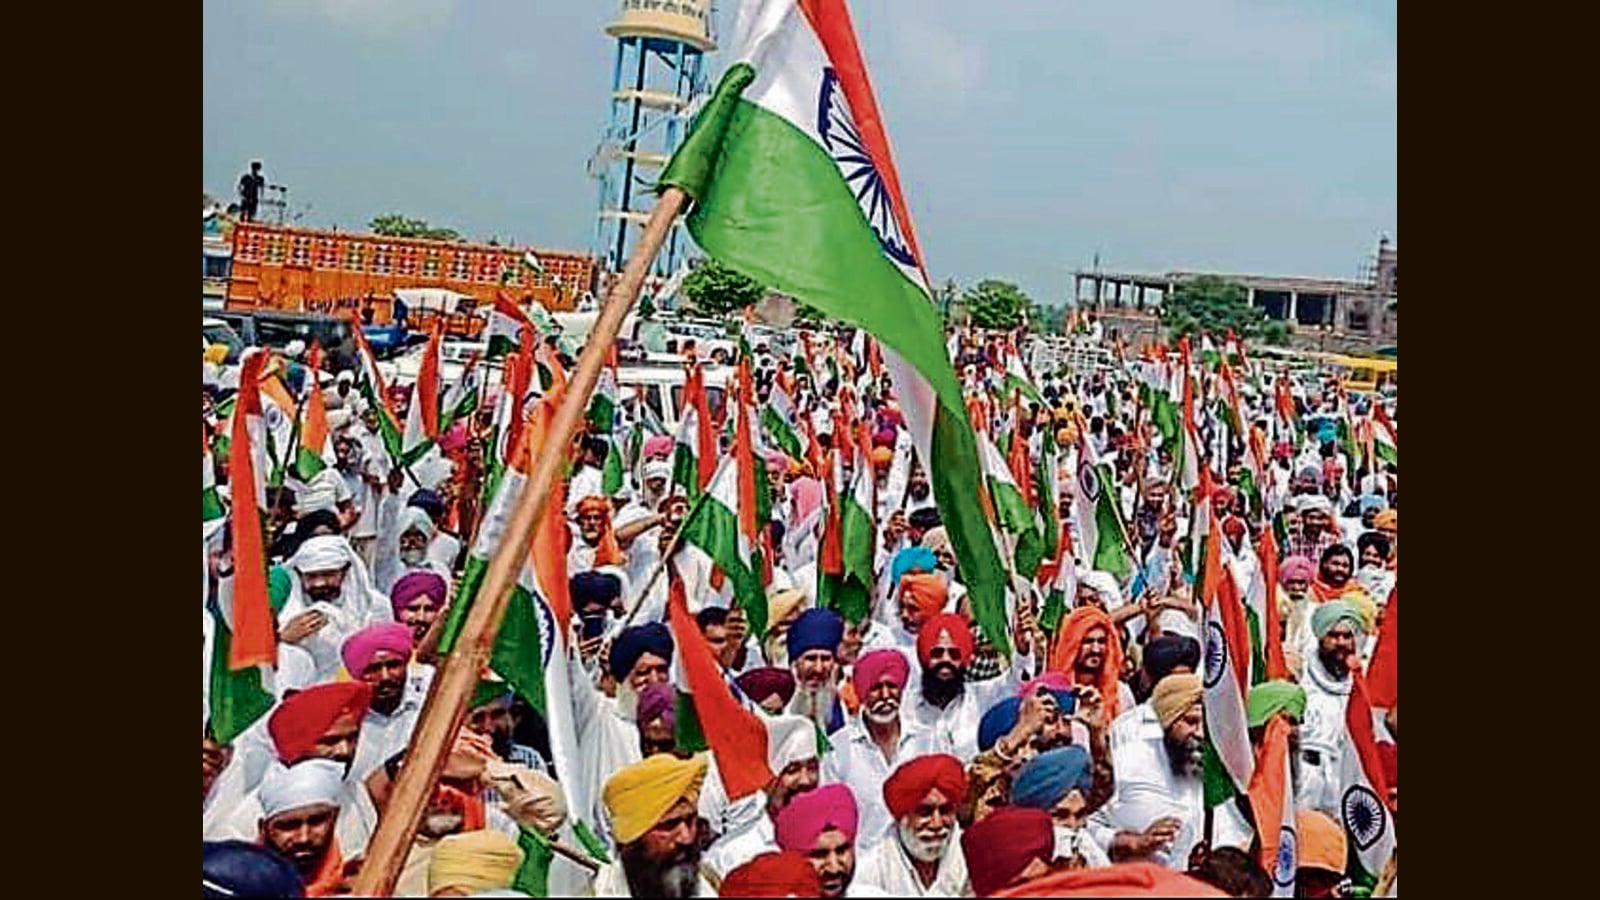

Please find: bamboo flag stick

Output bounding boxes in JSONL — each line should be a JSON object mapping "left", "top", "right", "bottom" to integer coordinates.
{"left": 351, "top": 188, "right": 689, "bottom": 897}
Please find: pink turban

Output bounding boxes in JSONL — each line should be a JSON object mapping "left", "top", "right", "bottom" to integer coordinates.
{"left": 1280, "top": 555, "right": 1317, "bottom": 585}
{"left": 851, "top": 649, "right": 910, "bottom": 699}
{"left": 1020, "top": 671, "right": 1074, "bottom": 699}
{"left": 774, "top": 783, "right": 858, "bottom": 852}
{"left": 642, "top": 434, "right": 674, "bottom": 460}
{"left": 391, "top": 571, "right": 449, "bottom": 618}
{"left": 341, "top": 622, "right": 414, "bottom": 677}
{"left": 790, "top": 477, "right": 824, "bottom": 525}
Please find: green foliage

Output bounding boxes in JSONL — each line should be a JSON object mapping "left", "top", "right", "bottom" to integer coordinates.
{"left": 368, "top": 213, "right": 461, "bottom": 241}
{"left": 1030, "top": 303, "right": 1071, "bottom": 334}
{"left": 963, "top": 279, "right": 1034, "bottom": 330}
{"left": 681, "top": 258, "right": 768, "bottom": 316}
{"left": 1161, "top": 276, "right": 1266, "bottom": 340}
{"left": 1262, "top": 320, "right": 1290, "bottom": 346}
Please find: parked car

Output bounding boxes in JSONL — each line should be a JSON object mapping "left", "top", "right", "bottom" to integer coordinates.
{"left": 208, "top": 309, "right": 358, "bottom": 371}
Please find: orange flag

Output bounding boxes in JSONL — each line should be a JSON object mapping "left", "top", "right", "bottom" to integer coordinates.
{"left": 228, "top": 350, "right": 277, "bottom": 670}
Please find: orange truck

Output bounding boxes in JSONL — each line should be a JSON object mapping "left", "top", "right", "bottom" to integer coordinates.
{"left": 224, "top": 222, "right": 600, "bottom": 338}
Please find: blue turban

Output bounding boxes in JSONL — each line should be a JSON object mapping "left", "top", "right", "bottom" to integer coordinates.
{"left": 406, "top": 488, "right": 445, "bottom": 520}
{"left": 978, "top": 697, "right": 1022, "bottom": 752}
{"left": 977, "top": 691, "right": 1076, "bottom": 752}
{"left": 890, "top": 547, "right": 938, "bottom": 590}
{"left": 203, "top": 840, "right": 305, "bottom": 898}
{"left": 1311, "top": 600, "right": 1365, "bottom": 640}
{"left": 787, "top": 608, "right": 845, "bottom": 661}
{"left": 1358, "top": 494, "right": 1389, "bottom": 515}
{"left": 609, "top": 622, "right": 674, "bottom": 680}
{"left": 1011, "top": 746, "right": 1094, "bottom": 811}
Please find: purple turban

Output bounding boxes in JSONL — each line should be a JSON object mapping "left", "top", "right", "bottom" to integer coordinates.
{"left": 341, "top": 622, "right": 413, "bottom": 677}
{"left": 391, "top": 571, "right": 448, "bottom": 618}
{"left": 637, "top": 681, "right": 676, "bottom": 729}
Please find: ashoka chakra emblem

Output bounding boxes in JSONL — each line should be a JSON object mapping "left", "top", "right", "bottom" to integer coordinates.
{"left": 1078, "top": 462, "right": 1101, "bottom": 501}
{"left": 817, "top": 67, "right": 917, "bottom": 268}
{"left": 1274, "top": 826, "right": 1297, "bottom": 886}
{"left": 534, "top": 592, "right": 558, "bottom": 665}
{"left": 1203, "top": 620, "right": 1227, "bottom": 688}
{"left": 1341, "top": 783, "right": 1387, "bottom": 851}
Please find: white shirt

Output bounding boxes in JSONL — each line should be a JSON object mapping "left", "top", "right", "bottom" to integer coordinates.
{"left": 340, "top": 465, "right": 377, "bottom": 539}
{"left": 901, "top": 658, "right": 1026, "bottom": 765}
{"left": 426, "top": 531, "right": 461, "bottom": 573}
{"left": 348, "top": 668, "right": 431, "bottom": 784}
{"left": 853, "top": 829, "right": 971, "bottom": 897}
{"left": 822, "top": 716, "right": 940, "bottom": 848}
{"left": 565, "top": 653, "right": 644, "bottom": 840}
{"left": 1298, "top": 655, "right": 1351, "bottom": 817}
{"left": 703, "top": 814, "right": 776, "bottom": 883}
{"left": 1090, "top": 703, "right": 1203, "bottom": 871}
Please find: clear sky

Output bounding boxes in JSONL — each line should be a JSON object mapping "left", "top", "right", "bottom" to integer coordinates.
{"left": 203, "top": 0, "right": 1396, "bottom": 306}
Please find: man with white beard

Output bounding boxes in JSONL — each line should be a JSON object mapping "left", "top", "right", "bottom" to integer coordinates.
{"left": 853, "top": 753, "right": 971, "bottom": 896}
{"left": 613, "top": 460, "right": 672, "bottom": 590}
{"left": 822, "top": 649, "right": 936, "bottom": 848}
{"left": 786, "top": 608, "right": 847, "bottom": 734}
{"left": 275, "top": 535, "right": 393, "bottom": 683}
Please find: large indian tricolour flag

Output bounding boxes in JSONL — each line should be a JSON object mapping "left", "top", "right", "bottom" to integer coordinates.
{"left": 659, "top": 0, "right": 1010, "bottom": 653}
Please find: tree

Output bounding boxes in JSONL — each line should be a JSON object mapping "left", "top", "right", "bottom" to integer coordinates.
{"left": 1160, "top": 275, "right": 1266, "bottom": 341}
{"left": 1262, "top": 320, "right": 1290, "bottom": 346}
{"left": 368, "top": 213, "right": 461, "bottom": 241}
{"left": 963, "top": 279, "right": 1034, "bottom": 331}
{"left": 681, "top": 258, "right": 767, "bottom": 317}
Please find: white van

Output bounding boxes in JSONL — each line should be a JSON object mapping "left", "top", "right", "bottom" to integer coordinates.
{"left": 618, "top": 360, "right": 733, "bottom": 433}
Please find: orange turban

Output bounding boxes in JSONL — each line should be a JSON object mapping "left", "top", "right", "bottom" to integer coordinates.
{"left": 871, "top": 446, "right": 893, "bottom": 467}
{"left": 1047, "top": 607, "right": 1124, "bottom": 720}
{"left": 1295, "top": 809, "right": 1347, "bottom": 875}
{"left": 1374, "top": 509, "right": 1397, "bottom": 531}
{"left": 898, "top": 572, "right": 948, "bottom": 626}
{"left": 575, "top": 495, "right": 623, "bottom": 567}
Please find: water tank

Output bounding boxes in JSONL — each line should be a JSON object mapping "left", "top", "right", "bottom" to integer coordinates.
{"left": 606, "top": 0, "right": 715, "bottom": 52}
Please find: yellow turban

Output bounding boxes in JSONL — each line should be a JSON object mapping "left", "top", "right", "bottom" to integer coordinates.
{"left": 427, "top": 829, "right": 524, "bottom": 896}
{"left": 1374, "top": 509, "right": 1397, "bottom": 531}
{"left": 1150, "top": 673, "right": 1204, "bottom": 729}
{"left": 604, "top": 752, "right": 709, "bottom": 846}
{"left": 203, "top": 344, "right": 229, "bottom": 365}
{"left": 1339, "top": 587, "right": 1378, "bottom": 633}
{"left": 768, "top": 588, "right": 806, "bottom": 631}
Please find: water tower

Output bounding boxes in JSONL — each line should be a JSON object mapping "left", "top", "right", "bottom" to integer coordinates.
{"left": 591, "top": 1, "right": 716, "bottom": 279}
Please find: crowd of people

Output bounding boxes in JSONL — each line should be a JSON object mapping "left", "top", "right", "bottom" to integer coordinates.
{"left": 202, "top": 315, "right": 1397, "bottom": 898}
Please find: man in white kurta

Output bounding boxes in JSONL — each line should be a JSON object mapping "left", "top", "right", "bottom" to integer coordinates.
{"left": 853, "top": 753, "right": 971, "bottom": 897}
{"left": 1089, "top": 674, "right": 1205, "bottom": 871}
{"left": 822, "top": 649, "right": 937, "bottom": 848}
{"left": 702, "top": 715, "right": 821, "bottom": 882}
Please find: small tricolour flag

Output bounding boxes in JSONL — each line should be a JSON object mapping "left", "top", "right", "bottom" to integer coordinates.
{"left": 1340, "top": 667, "right": 1397, "bottom": 890}
{"left": 1200, "top": 500, "right": 1255, "bottom": 808}
{"left": 672, "top": 360, "right": 716, "bottom": 500}
{"left": 486, "top": 292, "right": 536, "bottom": 360}
{"left": 1248, "top": 712, "right": 1297, "bottom": 897}
{"left": 209, "top": 348, "right": 278, "bottom": 744}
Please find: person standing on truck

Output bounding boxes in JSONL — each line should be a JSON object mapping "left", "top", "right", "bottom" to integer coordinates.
{"left": 237, "top": 160, "right": 265, "bottom": 222}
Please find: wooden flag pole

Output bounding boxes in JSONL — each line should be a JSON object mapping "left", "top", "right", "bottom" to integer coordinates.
{"left": 351, "top": 187, "right": 689, "bottom": 897}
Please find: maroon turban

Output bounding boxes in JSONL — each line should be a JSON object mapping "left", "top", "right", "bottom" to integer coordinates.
{"left": 637, "top": 681, "right": 677, "bottom": 730}
{"left": 268, "top": 682, "right": 372, "bottom": 764}
{"left": 851, "top": 649, "right": 910, "bottom": 700}
{"left": 883, "top": 754, "right": 967, "bottom": 821}
{"left": 962, "top": 806, "right": 1054, "bottom": 897}
{"left": 390, "top": 571, "right": 448, "bottom": 618}
{"left": 916, "top": 613, "right": 974, "bottom": 669}
{"left": 736, "top": 667, "right": 797, "bottom": 707}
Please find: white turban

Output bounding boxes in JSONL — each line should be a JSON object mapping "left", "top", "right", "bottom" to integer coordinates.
{"left": 259, "top": 758, "right": 345, "bottom": 820}
{"left": 398, "top": 506, "right": 436, "bottom": 541}
{"left": 642, "top": 459, "right": 672, "bottom": 483}
{"left": 1079, "top": 570, "right": 1123, "bottom": 609}
{"left": 291, "top": 535, "right": 356, "bottom": 574}
{"left": 767, "top": 714, "right": 819, "bottom": 772}
{"left": 1301, "top": 495, "right": 1336, "bottom": 515}
{"left": 283, "top": 340, "right": 307, "bottom": 359}
{"left": 293, "top": 468, "right": 345, "bottom": 516}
